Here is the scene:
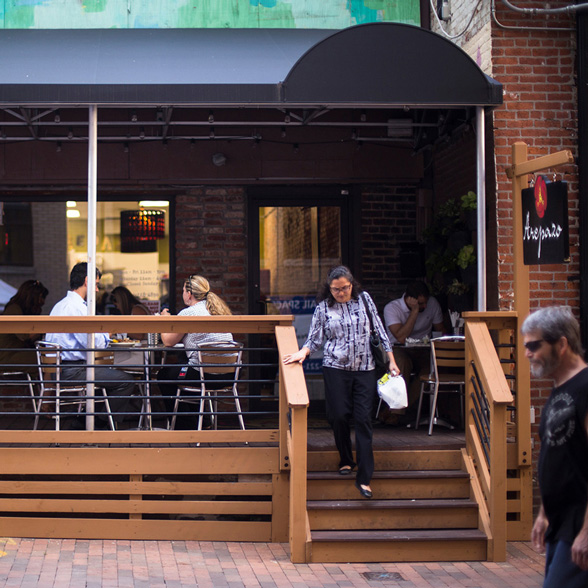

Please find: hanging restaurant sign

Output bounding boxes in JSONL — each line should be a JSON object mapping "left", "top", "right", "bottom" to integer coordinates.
{"left": 522, "top": 176, "right": 569, "bottom": 265}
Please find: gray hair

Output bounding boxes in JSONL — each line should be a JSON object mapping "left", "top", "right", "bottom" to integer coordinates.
{"left": 521, "top": 306, "right": 584, "bottom": 356}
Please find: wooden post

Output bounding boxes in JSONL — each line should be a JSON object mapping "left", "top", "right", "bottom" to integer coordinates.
{"left": 488, "top": 403, "right": 508, "bottom": 561}
{"left": 507, "top": 142, "right": 574, "bottom": 538}
{"left": 275, "top": 326, "right": 310, "bottom": 563}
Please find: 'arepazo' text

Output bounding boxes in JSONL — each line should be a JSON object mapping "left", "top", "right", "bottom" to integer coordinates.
{"left": 523, "top": 212, "right": 563, "bottom": 258}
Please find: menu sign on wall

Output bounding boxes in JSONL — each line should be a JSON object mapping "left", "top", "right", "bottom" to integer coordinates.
{"left": 522, "top": 176, "right": 569, "bottom": 265}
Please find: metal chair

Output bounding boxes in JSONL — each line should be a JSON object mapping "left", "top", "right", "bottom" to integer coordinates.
{"left": 415, "top": 336, "right": 466, "bottom": 435}
{"left": 0, "top": 369, "right": 38, "bottom": 429}
{"left": 170, "top": 342, "right": 244, "bottom": 432}
{"left": 35, "top": 341, "right": 116, "bottom": 431}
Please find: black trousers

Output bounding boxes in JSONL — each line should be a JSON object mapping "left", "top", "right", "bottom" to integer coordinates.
{"left": 322, "top": 366, "right": 376, "bottom": 486}
{"left": 61, "top": 365, "right": 136, "bottom": 423}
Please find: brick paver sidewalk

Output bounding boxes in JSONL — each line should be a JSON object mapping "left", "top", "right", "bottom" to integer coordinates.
{"left": 0, "top": 538, "right": 544, "bottom": 587}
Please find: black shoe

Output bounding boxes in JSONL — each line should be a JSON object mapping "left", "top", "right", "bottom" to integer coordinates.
{"left": 339, "top": 464, "right": 356, "bottom": 475}
{"left": 355, "top": 480, "right": 373, "bottom": 499}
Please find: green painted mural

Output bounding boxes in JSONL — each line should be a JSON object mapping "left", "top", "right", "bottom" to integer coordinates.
{"left": 0, "top": 0, "right": 420, "bottom": 29}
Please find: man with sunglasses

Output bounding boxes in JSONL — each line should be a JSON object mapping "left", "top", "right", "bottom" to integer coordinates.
{"left": 522, "top": 306, "right": 588, "bottom": 587}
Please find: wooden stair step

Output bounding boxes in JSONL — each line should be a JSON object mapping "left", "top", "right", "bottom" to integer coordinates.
{"left": 311, "top": 528, "right": 486, "bottom": 542}
{"left": 308, "top": 528, "right": 488, "bottom": 562}
{"left": 307, "top": 469, "right": 469, "bottom": 481}
{"left": 307, "top": 497, "right": 480, "bottom": 531}
{"left": 307, "top": 497, "right": 477, "bottom": 510}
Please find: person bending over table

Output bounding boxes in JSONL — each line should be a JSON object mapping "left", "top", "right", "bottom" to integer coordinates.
{"left": 156, "top": 275, "right": 234, "bottom": 429}
{"left": 382, "top": 280, "right": 445, "bottom": 425}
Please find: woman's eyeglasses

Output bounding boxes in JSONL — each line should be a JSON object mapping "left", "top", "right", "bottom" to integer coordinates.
{"left": 330, "top": 284, "right": 352, "bottom": 295}
{"left": 524, "top": 339, "right": 544, "bottom": 352}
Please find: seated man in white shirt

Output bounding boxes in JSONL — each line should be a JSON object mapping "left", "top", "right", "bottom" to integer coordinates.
{"left": 45, "top": 262, "right": 136, "bottom": 429}
{"left": 382, "top": 281, "right": 445, "bottom": 424}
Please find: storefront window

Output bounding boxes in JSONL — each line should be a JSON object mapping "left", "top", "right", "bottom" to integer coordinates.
{"left": 66, "top": 201, "right": 170, "bottom": 313}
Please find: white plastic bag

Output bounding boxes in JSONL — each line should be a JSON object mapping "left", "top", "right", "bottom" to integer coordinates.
{"left": 377, "top": 372, "right": 408, "bottom": 410}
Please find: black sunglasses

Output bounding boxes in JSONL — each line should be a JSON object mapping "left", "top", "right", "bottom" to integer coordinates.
{"left": 524, "top": 339, "right": 544, "bottom": 352}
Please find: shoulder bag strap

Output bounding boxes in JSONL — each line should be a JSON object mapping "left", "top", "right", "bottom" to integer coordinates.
{"left": 360, "top": 292, "right": 377, "bottom": 335}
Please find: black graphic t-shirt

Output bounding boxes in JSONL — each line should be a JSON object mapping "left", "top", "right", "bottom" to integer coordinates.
{"left": 538, "top": 368, "right": 588, "bottom": 543}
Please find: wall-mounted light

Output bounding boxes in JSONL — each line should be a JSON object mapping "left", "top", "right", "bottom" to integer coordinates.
{"left": 387, "top": 119, "right": 413, "bottom": 138}
{"left": 139, "top": 201, "right": 169, "bottom": 208}
{"left": 66, "top": 201, "right": 77, "bottom": 208}
{"left": 54, "top": 111, "right": 61, "bottom": 123}
{"left": 212, "top": 153, "right": 227, "bottom": 167}
{"left": 66, "top": 209, "right": 80, "bottom": 218}
{"left": 131, "top": 110, "right": 138, "bottom": 123}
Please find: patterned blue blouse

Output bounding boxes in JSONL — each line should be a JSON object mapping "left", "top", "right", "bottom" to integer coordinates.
{"left": 303, "top": 291, "right": 392, "bottom": 372}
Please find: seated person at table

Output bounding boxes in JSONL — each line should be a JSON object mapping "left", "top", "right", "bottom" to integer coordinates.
{"left": 382, "top": 281, "right": 445, "bottom": 424}
{"left": 111, "top": 285, "right": 152, "bottom": 341}
{"left": 46, "top": 262, "right": 136, "bottom": 428}
{"left": 157, "top": 275, "right": 234, "bottom": 429}
{"left": 0, "top": 280, "right": 49, "bottom": 376}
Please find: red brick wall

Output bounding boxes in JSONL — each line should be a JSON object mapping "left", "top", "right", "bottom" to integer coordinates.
{"left": 360, "top": 185, "right": 420, "bottom": 312}
{"left": 491, "top": 1, "right": 580, "bottom": 505}
{"left": 174, "top": 187, "right": 247, "bottom": 314}
{"left": 492, "top": 2, "right": 580, "bottom": 314}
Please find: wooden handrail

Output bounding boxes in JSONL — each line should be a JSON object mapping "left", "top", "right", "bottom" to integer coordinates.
{"left": 465, "top": 319, "right": 513, "bottom": 562}
{"left": 0, "top": 315, "right": 294, "bottom": 334}
{"left": 275, "top": 325, "right": 309, "bottom": 563}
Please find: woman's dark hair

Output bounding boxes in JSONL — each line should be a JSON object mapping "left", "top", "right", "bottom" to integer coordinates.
{"left": 111, "top": 286, "right": 142, "bottom": 315}
{"left": 5, "top": 279, "right": 48, "bottom": 315}
{"left": 318, "top": 265, "right": 362, "bottom": 306}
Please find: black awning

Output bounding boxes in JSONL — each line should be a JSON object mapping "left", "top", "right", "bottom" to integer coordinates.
{"left": 0, "top": 24, "right": 502, "bottom": 108}
{"left": 284, "top": 23, "right": 502, "bottom": 107}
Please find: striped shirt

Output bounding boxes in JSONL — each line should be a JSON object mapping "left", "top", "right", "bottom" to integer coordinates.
{"left": 179, "top": 301, "right": 234, "bottom": 366}
{"left": 303, "top": 291, "right": 391, "bottom": 372}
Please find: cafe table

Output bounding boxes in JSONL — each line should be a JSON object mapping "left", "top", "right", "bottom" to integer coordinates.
{"left": 108, "top": 340, "right": 160, "bottom": 430}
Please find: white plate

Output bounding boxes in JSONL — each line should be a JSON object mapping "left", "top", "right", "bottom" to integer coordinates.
{"left": 109, "top": 341, "right": 140, "bottom": 348}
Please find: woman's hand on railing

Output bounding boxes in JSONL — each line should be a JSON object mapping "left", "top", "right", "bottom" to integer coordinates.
{"left": 283, "top": 347, "right": 309, "bottom": 365}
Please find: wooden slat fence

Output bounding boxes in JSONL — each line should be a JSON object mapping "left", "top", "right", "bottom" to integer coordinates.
{"left": 0, "top": 316, "right": 310, "bottom": 553}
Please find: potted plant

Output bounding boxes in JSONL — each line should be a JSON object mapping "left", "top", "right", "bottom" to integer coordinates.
{"left": 423, "top": 192, "right": 477, "bottom": 310}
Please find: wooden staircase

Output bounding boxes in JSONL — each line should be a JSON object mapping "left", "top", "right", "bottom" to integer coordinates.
{"left": 306, "top": 447, "right": 488, "bottom": 563}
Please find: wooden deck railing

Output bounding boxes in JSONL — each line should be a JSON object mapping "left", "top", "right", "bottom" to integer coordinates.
{"left": 276, "top": 326, "right": 310, "bottom": 563}
{"left": 464, "top": 318, "right": 513, "bottom": 561}
{"left": 0, "top": 315, "right": 311, "bottom": 558}
{"left": 464, "top": 311, "right": 534, "bottom": 543}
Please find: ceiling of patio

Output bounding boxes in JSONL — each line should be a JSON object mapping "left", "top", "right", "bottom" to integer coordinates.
{"left": 0, "top": 23, "right": 502, "bottom": 153}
